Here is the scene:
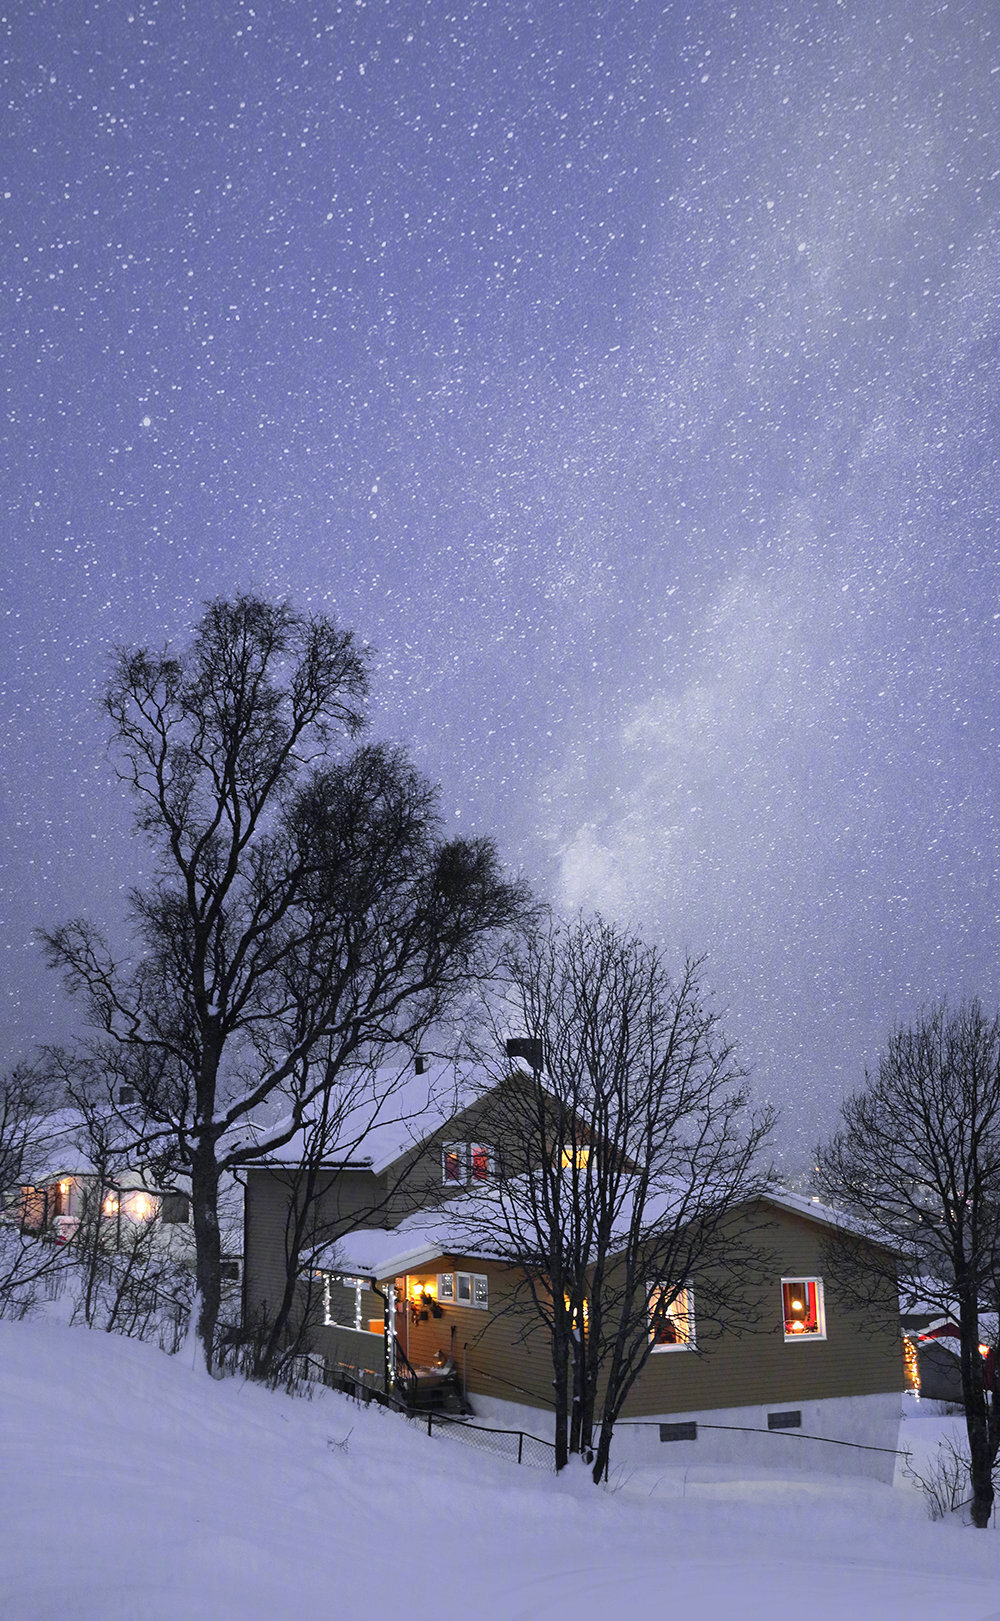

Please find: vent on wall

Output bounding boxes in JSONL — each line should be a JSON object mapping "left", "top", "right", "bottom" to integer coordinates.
{"left": 659, "top": 1421, "right": 698, "bottom": 1442}
{"left": 767, "top": 1409, "right": 802, "bottom": 1430}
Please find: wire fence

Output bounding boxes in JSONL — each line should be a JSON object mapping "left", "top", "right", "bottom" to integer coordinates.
{"left": 424, "top": 1411, "right": 557, "bottom": 1470}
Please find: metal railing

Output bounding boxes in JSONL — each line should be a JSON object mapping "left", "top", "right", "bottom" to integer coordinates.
{"left": 422, "top": 1410, "right": 557, "bottom": 1470}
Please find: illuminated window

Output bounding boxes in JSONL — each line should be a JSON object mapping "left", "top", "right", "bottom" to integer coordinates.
{"left": 324, "top": 1273, "right": 381, "bottom": 1334}
{"left": 782, "top": 1277, "right": 825, "bottom": 1340}
{"left": 120, "top": 1190, "right": 159, "bottom": 1222}
{"left": 442, "top": 1144, "right": 493, "bottom": 1183}
{"left": 564, "top": 1293, "right": 589, "bottom": 1334}
{"left": 560, "top": 1145, "right": 590, "bottom": 1171}
{"left": 438, "top": 1272, "right": 455, "bottom": 1302}
{"left": 455, "top": 1271, "right": 488, "bottom": 1309}
{"left": 442, "top": 1144, "right": 466, "bottom": 1184}
{"left": 648, "top": 1283, "right": 696, "bottom": 1351}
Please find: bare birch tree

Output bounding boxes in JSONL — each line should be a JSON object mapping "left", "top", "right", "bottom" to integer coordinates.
{"left": 459, "top": 916, "right": 774, "bottom": 1482}
{"left": 41, "top": 595, "right": 527, "bottom": 1371}
{"left": 817, "top": 998, "right": 1000, "bottom": 1528}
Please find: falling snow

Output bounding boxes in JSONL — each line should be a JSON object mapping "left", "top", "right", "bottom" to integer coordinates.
{"left": 3, "top": 1, "right": 999, "bottom": 1163}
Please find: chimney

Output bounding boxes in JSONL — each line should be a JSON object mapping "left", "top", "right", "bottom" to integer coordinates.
{"left": 414, "top": 1054, "right": 427, "bottom": 1075}
{"left": 505, "top": 1037, "right": 544, "bottom": 1072}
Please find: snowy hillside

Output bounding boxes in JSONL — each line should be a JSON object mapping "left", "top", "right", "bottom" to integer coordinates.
{"left": 1, "top": 1318, "right": 997, "bottom": 1621}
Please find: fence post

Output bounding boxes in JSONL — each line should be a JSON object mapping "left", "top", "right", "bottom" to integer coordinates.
{"left": 427, "top": 1413, "right": 433, "bottom": 1439}
{"left": 518, "top": 1432, "right": 524, "bottom": 1465}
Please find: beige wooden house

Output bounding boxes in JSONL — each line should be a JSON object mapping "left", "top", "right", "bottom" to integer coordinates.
{"left": 243, "top": 1060, "right": 905, "bottom": 1479}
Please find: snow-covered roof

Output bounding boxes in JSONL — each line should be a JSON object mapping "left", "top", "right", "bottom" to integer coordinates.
{"left": 315, "top": 1204, "right": 503, "bottom": 1279}
{"left": 316, "top": 1180, "right": 886, "bottom": 1284}
{"left": 15, "top": 1107, "right": 188, "bottom": 1193}
{"left": 246, "top": 1057, "right": 483, "bottom": 1174}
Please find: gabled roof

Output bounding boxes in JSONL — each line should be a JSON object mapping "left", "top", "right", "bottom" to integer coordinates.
{"left": 244, "top": 1058, "right": 483, "bottom": 1174}
{"left": 313, "top": 1178, "right": 894, "bottom": 1285}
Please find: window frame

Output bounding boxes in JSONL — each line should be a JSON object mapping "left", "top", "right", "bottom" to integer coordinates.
{"left": 451, "top": 1270, "right": 489, "bottom": 1310}
{"left": 441, "top": 1144, "right": 467, "bottom": 1185}
{"left": 442, "top": 1143, "right": 495, "bottom": 1184}
{"left": 781, "top": 1276, "right": 826, "bottom": 1342}
{"left": 648, "top": 1282, "right": 696, "bottom": 1352}
{"left": 470, "top": 1143, "right": 493, "bottom": 1182}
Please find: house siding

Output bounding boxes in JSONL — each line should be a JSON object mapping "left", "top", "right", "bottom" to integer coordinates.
{"left": 379, "top": 1087, "right": 533, "bottom": 1223}
{"left": 625, "top": 1203, "right": 904, "bottom": 1418}
{"left": 243, "top": 1166, "right": 384, "bottom": 1333}
{"left": 401, "top": 1259, "right": 554, "bottom": 1411}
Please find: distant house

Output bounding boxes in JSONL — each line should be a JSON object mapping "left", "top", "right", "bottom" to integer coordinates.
{"left": 8, "top": 1105, "right": 193, "bottom": 1256}
{"left": 243, "top": 1057, "right": 906, "bottom": 1479}
{"left": 900, "top": 1303, "right": 996, "bottom": 1405}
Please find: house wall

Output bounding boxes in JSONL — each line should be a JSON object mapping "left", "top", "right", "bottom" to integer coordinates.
{"left": 379, "top": 1086, "right": 535, "bottom": 1222}
{"left": 242, "top": 1166, "right": 383, "bottom": 1331}
{"left": 463, "top": 1389, "right": 902, "bottom": 1482}
{"left": 614, "top": 1391, "right": 903, "bottom": 1482}
{"left": 625, "top": 1204, "right": 904, "bottom": 1420}
{"left": 404, "top": 1258, "right": 554, "bottom": 1411}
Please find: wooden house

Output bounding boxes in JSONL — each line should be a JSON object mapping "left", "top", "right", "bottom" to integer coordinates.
{"left": 242, "top": 1058, "right": 905, "bottom": 1478}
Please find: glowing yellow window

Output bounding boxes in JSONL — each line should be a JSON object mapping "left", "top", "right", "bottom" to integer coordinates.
{"left": 648, "top": 1284, "right": 695, "bottom": 1350}
{"left": 560, "top": 1145, "right": 590, "bottom": 1170}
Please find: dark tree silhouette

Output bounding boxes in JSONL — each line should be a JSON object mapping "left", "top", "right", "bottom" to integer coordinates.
{"left": 457, "top": 915, "right": 774, "bottom": 1481}
{"left": 818, "top": 998, "right": 1000, "bottom": 1529}
{"left": 42, "top": 595, "right": 528, "bottom": 1370}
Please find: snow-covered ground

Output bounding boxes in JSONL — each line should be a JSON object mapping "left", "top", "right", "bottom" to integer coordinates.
{"left": 1, "top": 1317, "right": 997, "bottom": 1621}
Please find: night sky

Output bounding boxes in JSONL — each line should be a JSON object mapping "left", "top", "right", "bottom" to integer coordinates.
{"left": 4, "top": 1, "right": 999, "bottom": 1166}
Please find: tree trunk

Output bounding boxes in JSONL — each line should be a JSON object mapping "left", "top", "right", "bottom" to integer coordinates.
{"left": 958, "top": 1291, "right": 994, "bottom": 1528}
{"left": 967, "top": 1409, "right": 995, "bottom": 1528}
{"left": 551, "top": 1332, "right": 570, "bottom": 1471}
{"left": 190, "top": 1146, "right": 222, "bottom": 1374}
{"left": 591, "top": 1422, "right": 613, "bottom": 1485}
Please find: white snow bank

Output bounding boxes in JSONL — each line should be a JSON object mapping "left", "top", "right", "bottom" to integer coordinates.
{"left": 0, "top": 1318, "right": 996, "bottom": 1621}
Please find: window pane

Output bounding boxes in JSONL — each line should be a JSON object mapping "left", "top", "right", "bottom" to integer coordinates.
{"left": 442, "top": 1145, "right": 465, "bottom": 1183}
{"left": 649, "top": 1284, "right": 694, "bottom": 1348}
{"left": 456, "top": 1272, "right": 472, "bottom": 1303}
{"left": 438, "top": 1272, "right": 455, "bottom": 1301}
{"left": 473, "top": 1274, "right": 488, "bottom": 1308}
{"left": 161, "top": 1193, "right": 189, "bottom": 1225}
{"left": 782, "top": 1278, "right": 823, "bottom": 1337}
{"left": 471, "top": 1145, "right": 491, "bottom": 1181}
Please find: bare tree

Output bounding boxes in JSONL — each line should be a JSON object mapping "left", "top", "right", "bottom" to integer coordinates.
{"left": 0, "top": 1064, "right": 70, "bottom": 1315}
{"left": 459, "top": 916, "right": 774, "bottom": 1482}
{"left": 41, "top": 595, "right": 527, "bottom": 1371}
{"left": 817, "top": 999, "right": 1000, "bottom": 1528}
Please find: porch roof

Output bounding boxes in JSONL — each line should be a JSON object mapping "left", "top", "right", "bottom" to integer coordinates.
{"left": 316, "top": 1208, "right": 502, "bottom": 1281}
